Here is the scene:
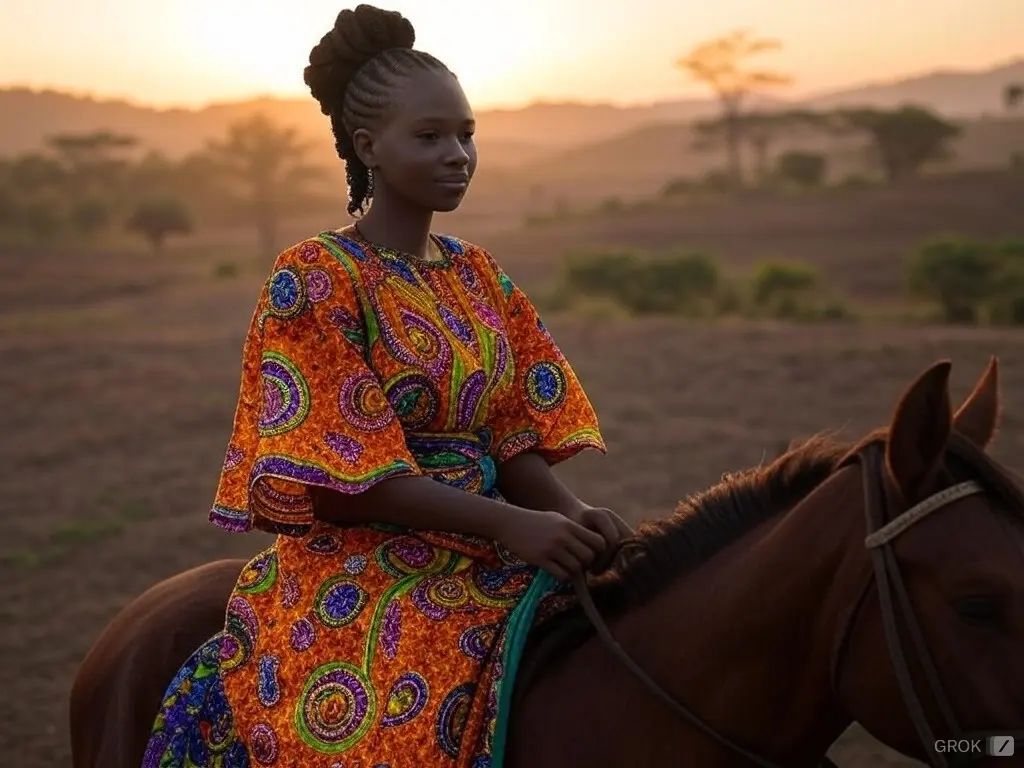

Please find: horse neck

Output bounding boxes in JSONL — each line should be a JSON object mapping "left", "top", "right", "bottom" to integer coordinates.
{"left": 514, "top": 465, "right": 870, "bottom": 767}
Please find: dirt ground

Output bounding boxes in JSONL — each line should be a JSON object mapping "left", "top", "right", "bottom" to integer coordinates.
{"left": 3, "top": 242, "right": 1024, "bottom": 767}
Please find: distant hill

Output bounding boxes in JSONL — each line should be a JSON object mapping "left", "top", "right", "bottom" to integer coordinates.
{"left": 803, "top": 58, "right": 1024, "bottom": 115}
{"left": 1, "top": 57, "right": 1021, "bottom": 165}
{"left": 503, "top": 114, "right": 1024, "bottom": 204}
{"left": 0, "top": 88, "right": 748, "bottom": 166}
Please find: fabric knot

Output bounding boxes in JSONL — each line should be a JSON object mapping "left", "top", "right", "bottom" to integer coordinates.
{"left": 405, "top": 428, "right": 498, "bottom": 496}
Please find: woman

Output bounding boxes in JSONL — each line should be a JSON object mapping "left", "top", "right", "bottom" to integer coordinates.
{"left": 142, "top": 5, "right": 622, "bottom": 767}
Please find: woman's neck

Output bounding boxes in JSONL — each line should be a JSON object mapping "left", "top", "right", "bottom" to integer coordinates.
{"left": 352, "top": 190, "right": 434, "bottom": 259}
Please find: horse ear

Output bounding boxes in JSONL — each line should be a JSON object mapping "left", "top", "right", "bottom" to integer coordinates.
{"left": 885, "top": 361, "right": 953, "bottom": 504}
{"left": 952, "top": 356, "right": 1000, "bottom": 449}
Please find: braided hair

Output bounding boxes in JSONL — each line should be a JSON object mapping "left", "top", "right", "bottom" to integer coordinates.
{"left": 303, "top": 5, "right": 452, "bottom": 216}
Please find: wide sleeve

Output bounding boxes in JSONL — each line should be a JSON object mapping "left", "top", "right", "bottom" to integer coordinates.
{"left": 210, "top": 238, "right": 421, "bottom": 536}
{"left": 480, "top": 250, "right": 607, "bottom": 466}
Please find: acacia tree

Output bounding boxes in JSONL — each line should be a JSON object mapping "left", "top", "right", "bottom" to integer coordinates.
{"left": 693, "top": 109, "right": 829, "bottom": 185}
{"left": 45, "top": 131, "right": 139, "bottom": 237}
{"left": 1004, "top": 83, "right": 1024, "bottom": 170}
{"left": 3, "top": 152, "right": 67, "bottom": 241}
{"left": 126, "top": 198, "right": 193, "bottom": 251}
{"left": 675, "top": 30, "right": 793, "bottom": 189}
{"left": 47, "top": 132, "right": 137, "bottom": 197}
{"left": 201, "top": 114, "right": 328, "bottom": 257}
{"left": 839, "top": 107, "right": 961, "bottom": 182}
{"left": 1005, "top": 83, "right": 1023, "bottom": 112}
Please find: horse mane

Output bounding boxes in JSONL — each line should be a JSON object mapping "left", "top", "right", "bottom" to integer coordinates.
{"left": 592, "top": 430, "right": 857, "bottom": 609}
{"left": 592, "top": 423, "right": 1024, "bottom": 613}
{"left": 520, "top": 424, "right": 1023, "bottom": 697}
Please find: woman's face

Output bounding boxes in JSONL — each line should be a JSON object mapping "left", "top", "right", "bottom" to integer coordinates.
{"left": 353, "top": 68, "right": 478, "bottom": 213}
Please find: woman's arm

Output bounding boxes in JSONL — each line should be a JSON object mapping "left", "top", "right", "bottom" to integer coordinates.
{"left": 310, "top": 475, "right": 608, "bottom": 580}
{"left": 497, "top": 451, "right": 628, "bottom": 547}
{"left": 312, "top": 475, "right": 524, "bottom": 539}
{"left": 496, "top": 450, "right": 585, "bottom": 516}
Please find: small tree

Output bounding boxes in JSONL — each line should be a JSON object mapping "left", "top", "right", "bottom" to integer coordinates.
{"left": 201, "top": 114, "right": 328, "bottom": 257}
{"left": 0, "top": 161, "right": 17, "bottom": 232}
{"left": 693, "top": 109, "right": 828, "bottom": 185}
{"left": 125, "top": 198, "right": 193, "bottom": 251}
{"left": 840, "top": 107, "right": 961, "bottom": 182}
{"left": 22, "top": 197, "right": 64, "bottom": 242}
{"left": 1004, "top": 84, "right": 1023, "bottom": 112}
{"left": 675, "top": 31, "right": 793, "bottom": 189}
{"left": 45, "top": 131, "right": 138, "bottom": 206}
{"left": 775, "top": 151, "right": 827, "bottom": 189}
{"left": 70, "top": 197, "right": 113, "bottom": 238}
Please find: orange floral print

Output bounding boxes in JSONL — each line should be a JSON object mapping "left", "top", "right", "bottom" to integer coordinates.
{"left": 143, "top": 229, "right": 604, "bottom": 768}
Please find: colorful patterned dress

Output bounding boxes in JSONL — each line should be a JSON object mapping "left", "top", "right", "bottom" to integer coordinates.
{"left": 142, "top": 230, "right": 605, "bottom": 768}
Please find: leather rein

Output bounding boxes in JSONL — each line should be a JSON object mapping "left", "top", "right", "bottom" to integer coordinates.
{"left": 572, "top": 438, "right": 1023, "bottom": 767}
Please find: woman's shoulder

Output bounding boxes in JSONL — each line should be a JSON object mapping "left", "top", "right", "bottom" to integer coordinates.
{"left": 267, "top": 232, "right": 379, "bottom": 281}
{"left": 435, "top": 234, "right": 517, "bottom": 302}
{"left": 435, "top": 234, "right": 505, "bottom": 274}
{"left": 258, "top": 233, "right": 375, "bottom": 320}
{"left": 431, "top": 232, "right": 469, "bottom": 255}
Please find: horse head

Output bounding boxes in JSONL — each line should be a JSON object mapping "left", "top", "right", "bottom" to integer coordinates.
{"left": 833, "top": 357, "right": 1024, "bottom": 765}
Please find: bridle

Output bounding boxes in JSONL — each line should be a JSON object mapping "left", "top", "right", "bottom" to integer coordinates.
{"left": 573, "top": 436, "right": 1024, "bottom": 767}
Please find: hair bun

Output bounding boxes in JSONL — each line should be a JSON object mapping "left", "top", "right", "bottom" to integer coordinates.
{"left": 304, "top": 5, "right": 416, "bottom": 116}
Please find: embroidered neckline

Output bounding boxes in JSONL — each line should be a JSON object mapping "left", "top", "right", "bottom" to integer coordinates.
{"left": 342, "top": 225, "right": 453, "bottom": 269}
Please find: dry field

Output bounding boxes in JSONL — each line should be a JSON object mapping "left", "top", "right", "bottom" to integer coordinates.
{"left": 3, "top": 234, "right": 1024, "bottom": 767}
{"left": 473, "top": 171, "right": 1024, "bottom": 303}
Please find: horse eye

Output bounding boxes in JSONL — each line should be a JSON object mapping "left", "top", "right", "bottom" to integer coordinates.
{"left": 953, "top": 595, "right": 1004, "bottom": 627}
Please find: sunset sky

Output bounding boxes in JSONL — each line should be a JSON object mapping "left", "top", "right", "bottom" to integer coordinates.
{"left": 2, "top": 0, "right": 1021, "bottom": 109}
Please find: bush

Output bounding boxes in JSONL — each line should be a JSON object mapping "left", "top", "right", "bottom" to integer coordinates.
{"left": 908, "top": 236, "right": 1001, "bottom": 323}
{"left": 751, "top": 261, "right": 819, "bottom": 306}
{"left": 22, "top": 197, "right": 64, "bottom": 242}
{"left": 775, "top": 152, "right": 827, "bottom": 189}
{"left": 70, "top": 197, "right": 112, "bottom": 238}
{"left": 908, "top": 236, "right": 1024, "bottom": 325}
{"left": 598, "top": 196, "right": 624, "bottom": 213}
{"left": 661, "top": 178, "right": 697, "bottom": 198}
{"left": 212, "top": 261, "right": 239, "bottom": 279}
{"left": 986, "top": 248, "right": 1024, "bottom": 325}
{"left": 558, "top": 249, "right": 720, "bottom": 316}
{"left": 553, "top": 250, "right": 853, "bottom": 323}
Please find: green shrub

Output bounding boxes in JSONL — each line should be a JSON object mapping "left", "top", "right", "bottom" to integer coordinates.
{"left": 213, "top": 261, "right": 239, "bottom": 279}
{"left": 985, "top": 251, "right": 1024, "bottom": 326}
{"left": 554, "top": 249, "right": 854, "bottom": 323}
{"left": 908, "top": 236, "right": 999, "bottom": 323}
{"left": 751, "top": 260, "right": 818, "bottom": 306}
{"left": 661, "top": 178, "right": 696, "bottom": 198}
{"left": 558, "top": 249, "right": 721, "bottom": 316}
{"left": 775, "top": 152, "right": 827, "bottom": 189}
{"left": 598, "top": 196, "right": 624, "bottom": 213}
{"left": 906, "top": 236, "right": 1024, "bottom": 326}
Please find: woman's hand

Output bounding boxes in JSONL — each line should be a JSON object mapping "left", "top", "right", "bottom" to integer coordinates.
{"left": 566, "top": 503, "right": 631, "bottom": 546}
{"left": 563, "top": 503, "right": 632, "bottom": 573}
{"left": 495, "top": 508, "right": 608, "bottom": 581}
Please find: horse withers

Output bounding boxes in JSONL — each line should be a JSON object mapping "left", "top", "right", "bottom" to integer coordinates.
{"left": 70, "top": 358, "right": 1024, "bottom": 766}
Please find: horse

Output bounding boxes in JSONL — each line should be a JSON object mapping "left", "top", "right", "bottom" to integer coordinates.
{"left": 69, "top": 358, "right": 1024, "bottom": 767}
